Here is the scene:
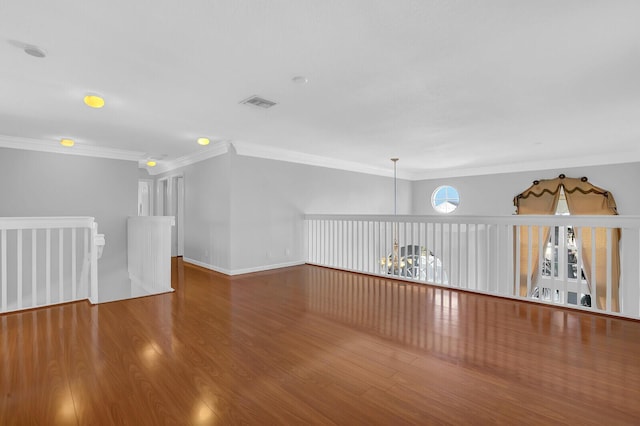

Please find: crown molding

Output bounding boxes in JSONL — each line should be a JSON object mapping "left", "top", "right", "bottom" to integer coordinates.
{"left": 5, "top": 133, "right": 633, "bottom": 182}
{"left": 411, "top": 151, "right": 640, "bottom": 181}
{"left": 231, "top": 141, "right": 418, "bottom": 180}
{"left": 146, "top": 141, "right": 230, "bottom": 175}
{"left": 0, "top": 134, "right": 145, "bottom": 161}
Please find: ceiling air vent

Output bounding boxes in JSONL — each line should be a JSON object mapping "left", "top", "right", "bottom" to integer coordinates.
{"left": 240, "top": 95, "right": 277, "bottom": 109}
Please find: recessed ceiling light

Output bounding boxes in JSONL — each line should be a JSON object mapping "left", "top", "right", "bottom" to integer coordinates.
{"left": 84, "top": 94, "right": 105, "bottom": 109}
{"left": 292, "top": 76, "right": 308, "bottom": 84}
{"left": 60, "top": 138, "right": 74, "bottom": 147}
{"left": 146, "top": 160, "right": 157, "bottom": 167}
{"left": 24, "top": 46, "right": 46, "bottom": 58}
{"left": 197, "top": 137, "right": 210, "bottom": 146}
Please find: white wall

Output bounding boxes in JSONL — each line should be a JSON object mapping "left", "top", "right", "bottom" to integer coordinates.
{"left": 0, "top": 147, "right": 138, "bottom": 302}
{"left": 412, "top": 162, "right": 640, "bottom": 216}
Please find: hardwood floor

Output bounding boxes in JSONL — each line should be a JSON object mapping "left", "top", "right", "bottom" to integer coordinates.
{"left": 2, "top": 258, "right": 640, "bottom": 425}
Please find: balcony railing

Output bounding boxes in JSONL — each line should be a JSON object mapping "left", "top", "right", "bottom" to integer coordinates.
{"left": 305, "top": 214, "right": 640, "bottom": 319}
{"left": 0, "top": 217, "right": 103, "bottom": 314}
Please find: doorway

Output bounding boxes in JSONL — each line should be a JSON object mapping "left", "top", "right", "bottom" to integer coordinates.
{"left": 137, "top": 179, "right": 154, "bottom": 216}
{"left": 156, "top": 174, "right": 184, "bottom": 257}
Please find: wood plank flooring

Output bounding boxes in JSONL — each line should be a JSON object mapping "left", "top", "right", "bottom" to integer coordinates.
{"left": 2, "top": 258, "right": 640, "bottom": 425}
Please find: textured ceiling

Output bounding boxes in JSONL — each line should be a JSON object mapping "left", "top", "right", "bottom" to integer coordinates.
{"left": 1, "top": 1, "right": 639, "bottom": 179}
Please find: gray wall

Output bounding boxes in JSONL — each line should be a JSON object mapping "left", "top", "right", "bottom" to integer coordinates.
{"left": 228, "top": 151, "right": 412, "bottom": 272}
{"left": 8, "top": 146, "right": 636, "bottom": 294}
{"left": 155, "top": 150, "right": 411, "bottom": 274}
{"left": 152, "top": 152, "right": 640, "bottom": 275}
{"left": 411, "top": 162, "right": 640, "bottom": 315}
{"left": 155, "top": 154, "right": 232, "bottom": 272}
{"left": 0, "top": 147, "right": 138, "bottom": 302}
{"left": 411, "top": 162, "right": 640, "bottom": 216}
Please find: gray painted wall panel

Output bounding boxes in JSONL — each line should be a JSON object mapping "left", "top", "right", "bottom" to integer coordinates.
{"left": 0, "top": 147, "right": 138, "bottom": 302}
{"left": 154, "top": 154, "right": 231, "bottom": 271}
{"left": 228, "top": 153, "right": 412, "bottom": 271}
{"left": 411, "top": 162, "right": 640, "bottom": 216}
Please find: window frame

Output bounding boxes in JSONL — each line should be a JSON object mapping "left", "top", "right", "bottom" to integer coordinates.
{"left": 431, "top": 185, "right": 460, "bottom": 214}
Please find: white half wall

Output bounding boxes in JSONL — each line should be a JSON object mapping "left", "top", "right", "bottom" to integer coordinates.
{"left": 0, "top": 147, "right": 138, "bottom": 302}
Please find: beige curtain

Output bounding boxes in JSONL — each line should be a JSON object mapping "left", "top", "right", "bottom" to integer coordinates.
{"left": 562, "top": 177, "right": 620, "bottom": 312}
{"left": 513, "top": 179, "right": 561, "bottom": 296}
{"left": 514, "top": 176, "right": 620, "bottom": 311}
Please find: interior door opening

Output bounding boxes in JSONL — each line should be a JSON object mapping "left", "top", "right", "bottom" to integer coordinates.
{"left": 156, "top": 175, "right": 184, "bottom": 257}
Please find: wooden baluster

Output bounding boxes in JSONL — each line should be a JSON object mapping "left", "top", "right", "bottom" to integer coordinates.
{"left": 538, "top": 225, "right": 544, "bottom": 298}
{"left": 1, "top": 229, "right": 7, "bottom": 312}
{"left": 314, "top": 219, "right": 318, "bottom": 265}
{"left": 338, "top": 220, "right": 342, "bottom": 268}
{"left": 59, "top": 228, "right": 64, "bottom": 303}
{"left": 329, "top": 220, "right": 333, "bottom": 267}
{"left": 383, "top": 221, "right": 387, "bottom": 275}
{"left": 365, "top": 221, "right": 369, "bottom": 273}
{"left": 398, "top": 222, "right": 409, "bottom": 278}
{"left": 515, "top": 225, "right": 521, "bottom": 298}
{"left": 72, "top": 228, "right": 77, "bottom": 300}
{"left": 46, "top": 228, "right": 51, "bottom": 305}
{"left": 359, "top": 221, "right": 363, "bottom": 272}
{"left": 347, "top": 220, "right": 351, "bottom": 270}
{"left": 526, "top": 226, "right": 532, "bottom": 298}
{"left": 475, "top": 224, "right": 480, "bottom": 290}
{"left": 327, "top": 220, "right": 336, "bottom": 266}
{"left": 309, "top": 220, "right": 313, "bottom": 264}
{"left": 591, "top": 228, "right": 596, "bottom": 310}
{"left": 317, "top": 220, "right": 321, "bottom": 265}
{"left": 606, "top": 227, "right": 612, "bottom": 313}
{"left": 320, "top": 220, "right": 325, "bottom": 266}
{"left": 32, "top": 229, "right": 37, "bottom": 307}
{"left": 448, "top": 222, "right": 453, "bottom": 286}
{"left": 17, "top": 229, "right": 23, "bottom": 309}
{"left": 576, "top": 227, "right": 583, "bottom": 306}
{"left": 486, "top": 224, "right": 491, "bottom": 291}
{"left": 351, "top": 220, "right": 355, "bottom": 270}
{"left": 431, "top": 222, "right": 436, "bottom": 283}
{"left": 467, "top": 224, "right": 472, "bottom": 289}
{"left": 90, "top": 223, "right": 98, "bottom": 304}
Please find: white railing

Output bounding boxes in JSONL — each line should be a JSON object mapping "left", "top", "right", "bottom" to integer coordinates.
{"left": 0, "top": 217, "right": 104, "bottom": 314}
{"left": 127, "top": 216, "right": 174, "bottom": 296}
{"left": 305, "top": 214, "right": 640, "bottom": 319}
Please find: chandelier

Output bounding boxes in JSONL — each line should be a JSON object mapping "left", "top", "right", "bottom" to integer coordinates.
{"left": 379, "top": 159, "right": 443, "bottom": 282}
{"left": 380, "top": 158, "right": 401, "bottom": 274}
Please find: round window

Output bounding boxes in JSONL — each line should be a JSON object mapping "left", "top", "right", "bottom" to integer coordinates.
{"left": 431, "top": 185, "right": 460, "bottom": 213}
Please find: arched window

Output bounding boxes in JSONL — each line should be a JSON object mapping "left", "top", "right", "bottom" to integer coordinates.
{"left": 514, "top": 175, "right": 619, "bottom": 311}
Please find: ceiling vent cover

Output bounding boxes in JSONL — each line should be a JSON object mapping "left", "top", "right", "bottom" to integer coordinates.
{"left": 240, "top": 95, "right": 277, "bottom": 109}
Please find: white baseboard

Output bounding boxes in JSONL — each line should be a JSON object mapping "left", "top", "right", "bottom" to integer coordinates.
{"left": 130, "top": 275, "right": 175, "bottom": 297}
{"left": 183, "top": 257, "right": 305, "bottom": 276}
{"left": 183, "top": 258, "right": 233, "bottom": 275}
{"left": 229, "top": 260, "right": 306, "bottom": 275}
